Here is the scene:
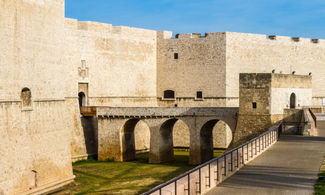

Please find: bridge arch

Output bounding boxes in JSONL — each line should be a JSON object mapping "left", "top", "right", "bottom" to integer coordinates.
{"left": 200, "top": 119, "right": 233, "bottom": 163}
{"left": 121, "top": 119, "right": 150, "bottom": 161}
{"left": 155, "top": 118, "right": 190, "bottom": 163}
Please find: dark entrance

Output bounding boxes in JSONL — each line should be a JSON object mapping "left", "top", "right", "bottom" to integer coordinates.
{"left": 290, "top": 93, "right": 296, "bottom": 109}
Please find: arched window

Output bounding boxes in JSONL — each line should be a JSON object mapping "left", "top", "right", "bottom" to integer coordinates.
{"left": 21, "top": 88, "right": 32, "bottom": 108}
{"left": 164, "top": 90, "right": 175, "bottom": 99}
{"left": 78, "top": 92, "right": 86, "bottom": 107}
{"left": 290, "top": 93, "right": 296, "bottom": 109}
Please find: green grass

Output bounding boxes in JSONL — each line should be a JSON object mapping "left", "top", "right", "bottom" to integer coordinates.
{"left": 315, "top": 157, "right": 325, "bottom": 195}
{"left": 52, "top": 149, "right": 224, "bottom": 195}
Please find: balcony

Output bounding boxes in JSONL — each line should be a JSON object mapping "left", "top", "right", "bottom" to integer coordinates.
{"left": 80, "top": 106, "right": 97, "bottom": 117}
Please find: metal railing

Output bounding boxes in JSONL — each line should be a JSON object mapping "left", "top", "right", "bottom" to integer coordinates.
{"left": 142, "top": 124, "right": 280, "bottom": 195}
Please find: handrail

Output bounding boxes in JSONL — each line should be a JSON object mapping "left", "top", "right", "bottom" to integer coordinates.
{"left": 142, "top": 124, "right": 281, "bottom": 195}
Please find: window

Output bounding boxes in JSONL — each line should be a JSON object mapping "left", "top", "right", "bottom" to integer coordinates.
{"left": 164, "top": 90, "right": 175, "bottom": 99}
{"left": 174, "top": 53, "right": 178, "bottom": 59}
{"left": 29, "top": 170, "right": 37, "bottom": 189}
{"left": 322, "top": 98, "right": 325, "bottom": 107}
{"left": 196, "top": 91, "right": 203, "bottom": 99}
{"left": 252, "top": 102, "right": 257, "bottom": 109}
{"left": 21, "top": 88, "right": 32, "bottom": 108}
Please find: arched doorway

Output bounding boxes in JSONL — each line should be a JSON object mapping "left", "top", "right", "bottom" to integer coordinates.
{"left": 200, "top": 119, "right": 232, "bottom": 163}
{"left": 78, "top": 92, "right": 86, "bottom": 107}
{"left": 121, "top": 119, "right": 150, "bottom": 161}
{"left": 290, "top": 93, "right": 296, "bottom": 109}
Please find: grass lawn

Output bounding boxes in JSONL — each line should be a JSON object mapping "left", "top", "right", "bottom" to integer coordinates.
{"left": 315, "top": 157, "right": 325, "bottom": 195}
{"left": 52, "top": 149, "right": 224, "bottom": 195}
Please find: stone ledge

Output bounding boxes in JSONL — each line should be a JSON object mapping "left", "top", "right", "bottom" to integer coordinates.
{"left": 21, "top": 175, "right": 75, "bottom": 195}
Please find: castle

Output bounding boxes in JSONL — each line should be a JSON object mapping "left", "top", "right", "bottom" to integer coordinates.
{"left": 0, "top": 0, "right": 324, "bottom": 194}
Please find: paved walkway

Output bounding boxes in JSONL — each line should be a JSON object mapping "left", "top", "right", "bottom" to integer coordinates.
{"left": 206, "top": 120, "right": 325, "bottom": 195}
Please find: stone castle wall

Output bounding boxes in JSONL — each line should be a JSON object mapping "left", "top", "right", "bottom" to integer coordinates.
{"left": 65, "top": 18, "right": 158, "bottom": 107}
{"left": 234, "top": 73, "right": 312, "bottom": 144}
{"left": 226, "top": 32, "right": 325, "bottom": 106}
{"left": 0, "top": 0, "right": 74, "bottom": 194}
{"left": 157, "top": 31, "right": 229, "bottom": 107}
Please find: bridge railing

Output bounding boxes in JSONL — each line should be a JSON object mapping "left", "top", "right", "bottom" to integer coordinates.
{"left": 142, "top": 124, "right": 281, "bottom": 195}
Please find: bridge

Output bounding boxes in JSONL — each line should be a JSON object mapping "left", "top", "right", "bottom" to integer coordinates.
{"left": 94, "top": 107, "right": 238, "bottom": 165}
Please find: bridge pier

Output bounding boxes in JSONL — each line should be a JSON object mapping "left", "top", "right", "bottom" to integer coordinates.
{"left": 146, "top": 119, "right": 176, "bottom": 163}
{"left": 97, "top": 117, "right": 126, "bottom": 161}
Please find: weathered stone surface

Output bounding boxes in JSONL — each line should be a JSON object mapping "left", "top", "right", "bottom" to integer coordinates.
{"left": 234, "top": 73, "right": 312, "bottom": 145}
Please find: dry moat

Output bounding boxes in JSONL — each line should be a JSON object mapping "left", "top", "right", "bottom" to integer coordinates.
{"left": 52, "top": 149, "right": 224, "bottom": 195}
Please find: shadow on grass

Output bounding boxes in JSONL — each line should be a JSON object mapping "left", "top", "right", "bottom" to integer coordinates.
{"left": 54, "top": 149, "right": 224, "bottom": 195}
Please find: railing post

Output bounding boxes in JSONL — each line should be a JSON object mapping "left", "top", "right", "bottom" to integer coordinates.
{"left": 236, "top": 149, "right": 239, "bottom": 168}
{"left": 198, "top": 168, "right": 201, "bottom": 194}
{"left": 251, "top": 142, "right": 253, "bottom": 158}
{"left": 242, "top": 146, "right": 244, "bottom": 165}
{"left": 230, "top": 151, "right": 233, "bottom": 172}
{"left": 208, "top": 163, "right": 211, "bottom": 188}
{"left": 246, "top": 144, "right": 249, "bottom": 161}
{"left": 224, "top": 155, "right": 227, "bottom": 176}
{"left": 255, "top": 140, "right": 257, "bottom": 155}
{"left": 175, "top": 181, "right": 177, "bottom": 195}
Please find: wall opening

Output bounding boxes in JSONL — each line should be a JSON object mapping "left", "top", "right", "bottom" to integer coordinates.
{"left": 21, "top": 88, "right": 32, "bottom": 108}
{"left": 78, "top": 92, "right": 86, "bottom": 107}
{"left": 121, "top": 119, "right": 150, "bottom": 161}
{"left": 164, "top": 90, "right": 175, "bottom": 99}
{"left": 173, "top": 120, "right": 190, "bottom": 149}
{"left": 174, "top": 53, "right": 179, "bottom": 59}
{"left": 28, "top": 170, "right": 37, "bottom": 189}
{"left": 196, "top": 91, "right": 203, "bottom": 99}
{"left": 290, "top": 93, "right": 296, "bottom": 109}
{"left": 159, "top": 119, "right": 190, "bottom": 163}
{"left": 200, "top": 120, "right": 232, "bottom": 163}
{"left": 252, "top": 102, "right": 257, "bottom": 109}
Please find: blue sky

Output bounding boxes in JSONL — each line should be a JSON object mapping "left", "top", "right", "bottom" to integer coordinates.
{"left": 65, "top": 0, "right": 325, "bottom": 38}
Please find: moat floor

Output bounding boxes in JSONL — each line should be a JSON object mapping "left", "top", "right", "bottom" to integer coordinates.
{"left": 206, "top": 120, "right": 325, "bottom": 195}
{"left": 52, "top": 150, "right": 224, "bottom": 195}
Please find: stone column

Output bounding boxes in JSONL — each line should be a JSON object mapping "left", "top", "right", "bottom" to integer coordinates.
{"left": 97, "top": 117, "right": 126, "bottom": 161}
{"left": 145, "top": 118, "right": 175, "bottom": 163}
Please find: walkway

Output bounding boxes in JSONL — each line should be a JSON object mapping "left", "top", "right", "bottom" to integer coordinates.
{"left": 206, "top": 119, "right": 325, "bottom": 195}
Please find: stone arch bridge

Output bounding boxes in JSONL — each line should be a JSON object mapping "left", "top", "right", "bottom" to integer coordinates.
{"left": 95, "top": 107, "right": 238, "bottom": 165}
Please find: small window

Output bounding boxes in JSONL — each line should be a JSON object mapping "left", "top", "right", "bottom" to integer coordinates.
{"left": 164, "top": 90, "right": 175, "bottom": 99}
{"left": 322, "top": 98, "right": 325, "bottom": 107}
{"left": 252, "top": 102, "right": 257, "bottom": 109}
{"left": 29, "top": 170, "right": 37, "bottom": 189}
{"left": 21, "top": 88, "right": 32, "bottom": 108}
{"left": 174, "top": 53, "right": 178, "bottom": 59}
{"left": 196, "top": 91, "right": 203, "bottom": 99}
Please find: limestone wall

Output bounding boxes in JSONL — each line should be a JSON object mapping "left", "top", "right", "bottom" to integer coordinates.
{"left": 65, "top": 19, "right": 158, "bottom": 107}
{"left": 235, "top": 73, "right": 312, "bottom": 144}
{"left": 226, "top": 32, "right": 325, "bottom": 107}
{"left": 157, "top": 32, "right": 228, "bottom": 107}
{"left": 0, "top": 0, "right": 74, "bottom": 194}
